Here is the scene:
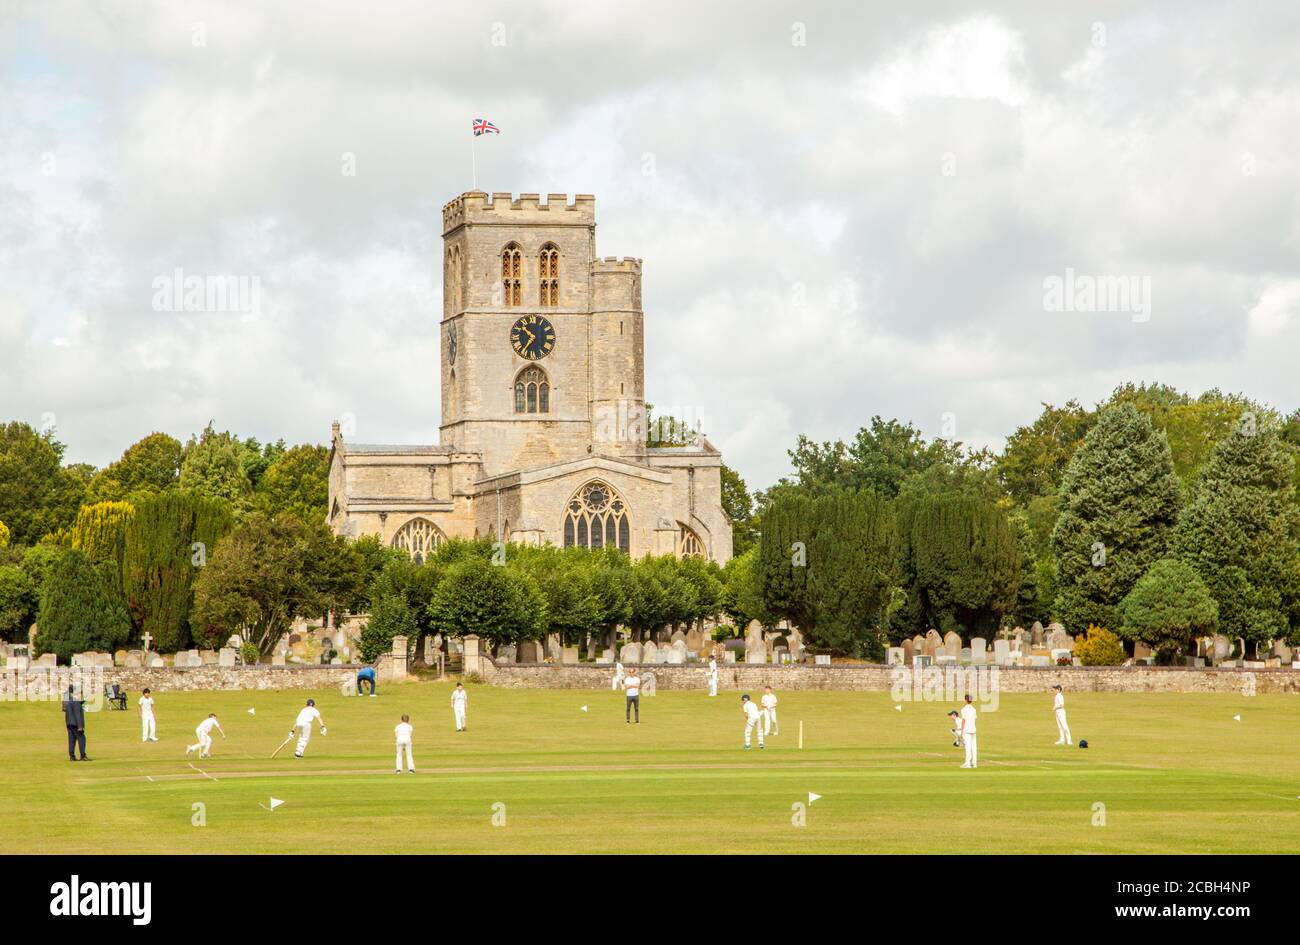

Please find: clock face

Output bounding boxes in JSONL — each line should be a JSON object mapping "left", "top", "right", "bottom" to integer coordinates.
{"left": 510, "top": 315, "right": 555, "bottom": 361}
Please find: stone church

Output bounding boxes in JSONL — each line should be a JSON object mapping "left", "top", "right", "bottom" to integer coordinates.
{"left": 327, "top": 190, "right": 732, "bottom": 564}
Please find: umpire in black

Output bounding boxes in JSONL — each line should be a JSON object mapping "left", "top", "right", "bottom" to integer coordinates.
{"left": 63, "top": 684, "right": 90, "bottom": 761}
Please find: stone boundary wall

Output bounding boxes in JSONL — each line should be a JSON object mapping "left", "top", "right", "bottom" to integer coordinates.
{"left": 484, "top": 661, "right": 1300, "bottom": 694}
{"left": 3, "top": 664, "right": 361, "bottom": 694}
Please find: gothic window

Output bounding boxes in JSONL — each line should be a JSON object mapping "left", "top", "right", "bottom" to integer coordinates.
{"left": 501, "top": 243, "right": 522, "bottom": 307}
{"left": 390, "top": 517, "right": 446, "bottom": 565}
{"left": 447, "top": 245, "right": 463, "bottom": 311}
{"left": 678, "top": 524, "right": 706, "bottom": 559}
{"left": 513, "top": 365, "right": 550, "bottom": 414}
{"left": 539, "top": 244, "right": 560, "bottom": 307}
{"left": 563, "top": 481, "right": 630, "bottom": 554}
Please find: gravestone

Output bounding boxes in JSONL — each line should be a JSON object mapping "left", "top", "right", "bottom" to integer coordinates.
{"left": 666, "top": 643, "right": 686, "bottom": 665}
{"left": 125, "top": 651, "right": 144, "bottom": 669}
{"left": 960, "top": 647, "right": 972, "bottom": 663}
{"left": 970, "top": 637, "right": 987, "bottom": 664}
{"left": 620, "top": 642, "right": 642, "bottom": 664}
{"left": 200, "top": 649, "right": 218, "bottom": 665}
{"left": 992, "top": 639, "right": 1010, "bottom": 666}
{"left": 271, "top": 652, "right": 286, "bottom": 666}
{"left": 1046, "top": 629, "right": 1073, "bottom": 651}
{"left": 1273, "top": 640, "right": 1293, "bottom": 663}
{"left": 1029, "top": 654, "right": 1050, "bottom": 667}
{"left": 785, "top": 627, "right": 804, "bottom": 662}
{"left": 745, "top": 620, "right": 766, "bottom": 664}
{"left": 814, "top": 654, "right": 831, "bottom": 666}
{"left": 723, "top": 650, "right": 737, "bottom": 663}
{"left": 546, "top": 633, "right": 562, "bottom": 661}
{"left": 886, "top": 647, "right": 905, "bottom": 666}
{"left": 218, "top": 647, "right": 237, "bottom": 667}
{"left": 1134, "top": 641, "right": 1154, "bottom": 662}
{"left": 113, "top": 649, "right": 128, "bottom": 667}
{"left": 654, "top": 647, "right": 669, "bottom": 664}
{"left": 942, "top": 631, "right": 961, "bottom": 659}
{"left": 496, "top": 645, "right": 517, "bottom": 664}
{"left": 597, "top": 648, "right": 614, "bottom": 664}
{"left": 641, "top": 641, "right": 660, "bottom": 665}
{"left": 924, "top": 629, "right": 942, "bottom": 659}
{"left": 670, "top": 629, "right": 687, "bottom": 646}
{"left": 1031, "top": 622, "right": 1045, "bottom": 646}
{"left": 685, "top": 626, "right": 705, "bottom": 654}
{"left": 641, "top": 672, "right": 657, "bottom": 696}
{"left": 36, "top": 653, "right": 56, "bottom": 667}
{"left": 518, "top": 641, "right": 544, "bottom": 663}
{"left": 148, "top": 655, "right": 165, "bottom": 668}
{"left": 561, "top": 646, "right": 579, "bottom": 665}
{"left": 8, "top": 656, "right": 28, "bottom": 671}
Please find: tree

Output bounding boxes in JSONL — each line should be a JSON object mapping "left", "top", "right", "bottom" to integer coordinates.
{"left": 85, "top": 433, "right": 182, "bottom": 504}
{"left": 756, "top": 491, "right": 816, "bottom": 632}
{"left": 67, "top": 501, "right": 135, "bottom": 608}
{"left": 34, "top": 549, "right": 131, "bottom": 661}
{"left": 179, "top": 423, "right": 255, "bottom": 513}
{"left": 189, "top": 514, "right": 364, "bottom": 656}
{"left": 1169, "top": 425, "right": 1300, "bottom": 646}
{"left": 1051, "top": 404, "right": 1181, "bottom": 632}
{"left": 895, "top": 491, "right": 1019, "bottom": 637}
{"left": 720, "top": 464, "right": 757, "bottom": 555}
{"left": 720, "top": 547, "right": 771, "bottom": 629}
{"left": 0, "top": 563, "right": 34, "bottom": 641}
{"left": 996, "top": 400, "right": 1095, "bottom": 505}
{"left": 1120, "top": 558, "right": 1218, "bottom": 661}
{"left": 1073, "top": 625, "right": 1127, "bottom": 665}
{"left": 122, "top": 492, "right": 234, "bottom": 651}
{"left": 0, "top": 422, "right": 85, "bottom": 545}
{"left": 359, "top": 594, "right": 418, "bottom": 663}
{"left": 255, "top": 444, "right": 330, "bottom": 522}
{"left": 0, "top": 519, "right": 8, "bottom": 548}
{"left": 427, "top": 557, "right": 546, "bottom": 648}
{"left": 784, "top": 416, "right": 967, "bottom": 498}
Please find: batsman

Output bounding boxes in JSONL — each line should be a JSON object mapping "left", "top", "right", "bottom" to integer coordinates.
{"left": 288, "top": 698, "right": 326, "bottom": 759}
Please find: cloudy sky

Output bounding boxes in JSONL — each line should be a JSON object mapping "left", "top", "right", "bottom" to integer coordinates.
{"left": 3, "top": 1, "right": 1299, "bottom": 491}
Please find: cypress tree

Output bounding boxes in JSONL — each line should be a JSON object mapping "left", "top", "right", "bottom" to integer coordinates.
{"left": 1051, "top": 404, "right": 1181, "bottom": 632}
{"left": 805, "top": 489, "right": 898, "bottom": 654}
{"left": 35, "top": 548, "right": 131, "bottom": 661}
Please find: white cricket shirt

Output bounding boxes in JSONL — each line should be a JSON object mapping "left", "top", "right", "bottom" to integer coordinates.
{"left": 395, "top": 722, "right": 413, "bottom": 743}
{"left": 960, "top": 703, "right": 977, "bottom": 733}
{"left": 761, "top": 693, "right": 777, "bottom": 709}
{"left": 295, "top": 706, "right": 321, "bottom": 728}
{"left": 744, "top": 701, "right": 761, "bottom": 721}
{"left": 196, "top": 716, "right": 218, "bottom": 736}
{"left": 139, "top": 696, "right": 154, "bottom": 718}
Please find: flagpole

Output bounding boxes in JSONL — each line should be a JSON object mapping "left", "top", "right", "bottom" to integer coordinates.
{"left": 471, "top": 131, "right": 477, "bottom": 191}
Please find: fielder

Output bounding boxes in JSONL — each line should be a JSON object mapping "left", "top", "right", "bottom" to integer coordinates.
{"left": 707, "top": 656, "right": 718, "bottom": 697}
{"left": 611, "top": 659, "right": 625, "bottom": 692}
{"left": 357, "top": 665, "right": 377, "bottom": 697}
{"left": 622, "top": 669, "right": 641, "bottom": 724}
{"left": 958, "top": 694, "right": 978, "bottom": 769}
{"left": 1052, "top": 684, "right": 1072, "bottom": 746}
{"left": 185, "top": 713, "right": 224, "bottom": 759}
{"left": 138, "top": 687, "right": 158, "bottom": 742}
{"left": 291, "top": 698, "right": 326, "bottom": 758}
{"left": 451, "top": 682, "right": 468, "bottom": 731}
{"left": 741, "top": 694, "right": 764, "bottom": 750}
{"left": 760, "top": 685, "right": 779, "bottom": 736}
{"left": 394, "top": 714, "right": 415, "bottom": 774}
{"left": 946, "top": 709, "right": 962, "bottom": 747}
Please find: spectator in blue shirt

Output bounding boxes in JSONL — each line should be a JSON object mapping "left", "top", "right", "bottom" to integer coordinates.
{"left": 357, "top": 665, "right": 377, "bottom": 697}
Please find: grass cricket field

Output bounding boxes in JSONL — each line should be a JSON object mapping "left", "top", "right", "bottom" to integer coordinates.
{"left": 5, "top": 681, "right": 1298, "bottom": 854}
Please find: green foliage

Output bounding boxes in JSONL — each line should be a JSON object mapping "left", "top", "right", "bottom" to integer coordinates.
{"left": 122, "top": 492, "right": 234, "bottom": 652}
{"left": 34, "top": 548, "right": 131, "bottom": 661}
{"left": 719, "top": 547, "right": 771, "bottom": 628}
{"left": 782, "top": 416, "right": 969, "bottom": 499}
{"left": 427, "top": 556, "right": 546, "bottom": 648}
{"left": 360, "top": 594, "right": 418, "bottom": 662}
{"left": 1072, "top": 626, "right": 1127, "bottom": 666}
{"left": 0, "top": 519, "right": 8, "bottom": 548}
{"left": 1120, "top": 557, "right": 1218, "bottom": 660}
{"left": 0, "top": 563, "right": 35, "bottom": 642}
{"left": 996, "top": 400, "right": 1096, "bottom": 505}
{"left": 238, "top": 641, "right": 260, "bottom": 665}
{"left": 0, "top": 422, "right": 85, "bottom": 545}
{"left": 720, "top": 464, "right": 757, "bottom": 555}
{"left": 254, "top": 444, "right": 330, "bottom": 522}
{"left": 895, "top": 491, "right": 1019, "bottom": 637}
{"left": 190, "top": 513, "right": 364, "bottom": 656}
{"left": 85, "top": 433, "right": 182, "bottom": 504}
{"left": 179, "top": 423, "right": 255, "bottom": 513}
{"left": 1169, "top": 426, "right": 1300, "bottom": 643}
{"left": 1051, "top": 404, "right": 1182, "bottom": 633}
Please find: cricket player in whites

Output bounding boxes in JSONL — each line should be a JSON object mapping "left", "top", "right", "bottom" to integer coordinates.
{"left": 138, "top": 687, "right": 158, "bottom": 742}
{"left": 707, "top": 655, "right": 718, "bottom": 697}
{"left": 186, "top": 713, "right": 224, "bottom": 758}
{"left": 741, "top": 694, "right": 764, "bottom": 750}
{"left": 1052, "top": 684, "right": 1072, "bottom": 746}
{"left": 451, "top": 682, "right": 468, "bottom": 732}
{"left": 291, "top": 698, "right": 326, "bottom": 758}
{"left": 959, "top": 694, "right": 978, "bottom": 769}
{"left": 612, "top": 659, "right": 625, "bottom": 692}
{"left": 760, "top": 685, "right": 779, "bottom": 736}
{"left": 394, "top": 714, "right": 415, "bottom": 774}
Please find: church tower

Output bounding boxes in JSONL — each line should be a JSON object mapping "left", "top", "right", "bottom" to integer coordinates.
{"left": 439, "top": 191, "right": 646, "bottom": 476}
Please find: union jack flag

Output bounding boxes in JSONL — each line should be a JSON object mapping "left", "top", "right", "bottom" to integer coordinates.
{"left": 473, "top": 118, "right": 500, "bottom": 136}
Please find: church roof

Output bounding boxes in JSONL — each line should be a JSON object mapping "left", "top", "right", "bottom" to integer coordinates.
{"left": 345, "top": 443, "right": 453, "bottom": 455}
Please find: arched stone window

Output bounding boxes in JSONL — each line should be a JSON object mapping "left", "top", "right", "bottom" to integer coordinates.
{"left": 446, "top": 245, "right": 463, "bottom": 311}
{"left": 501, "top": 243, "right": 522, "bottom": 307}
{"left": 539, "top": 244, "right": 560, "bottom": 307}
{"left": 678, "top": 523, "right": 706, "bottom": 559}
{"left": 563, "top": 480, "right": 630, "bottom": 554}
{"left": 513, "top": 365, "right": 550, "bottom": 414}
{"left": 390, "top": 517, "right": 446, "bottom": 565}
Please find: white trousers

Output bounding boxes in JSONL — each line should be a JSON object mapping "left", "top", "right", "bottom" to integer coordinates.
{"left": 189, "top": 731, "right": 212, "bottom": 756}
{"left": 708, "top": 675, "right": 717, "bottom": 697}
{"left": 612, "top": 674, "right": 624, "bottom": 691}
{"left": 395, "top": 740, "right": 414, "bottom": 771}
{"left": 963, "top": 732, "right": 978, "bottom": 767}
{"left": 295, "top": 724, "right": 311, "bottom": 757}
{"left": 763, "top": 707, "right": 778, "bottom": 735}
{"left": 1055, "top": 708, "right": 1072, "bottom": 745}
{"left": 453, "top": 705, "right": 467, "bottom": 730}
{"left": 745, "top": 717, "right": 765, "bottom": 747}
{"left": 141, "top": 715, "right": 156, "bottom": 741}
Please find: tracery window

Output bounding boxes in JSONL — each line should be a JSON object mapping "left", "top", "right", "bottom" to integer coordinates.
{"left": 501, "top": 243, "right": 522, "bottom": 307}
{"left": 563, "top": 481, "right": 630, "bottom": 554}
{"left": 539, "top": 244, "right": 560, "bottom": 306}
{"left": 390, "top": 518, "right": 445, "bottom": 565}
{"left": 678, "top": 524, "right": 706, "bottom": 559}
{"left": 513, "top": 365, "right": 550, "bottom": 414}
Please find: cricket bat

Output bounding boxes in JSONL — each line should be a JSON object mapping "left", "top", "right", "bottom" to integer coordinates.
{"left": 270, "top": 731, "right": 295, "bottom": 759}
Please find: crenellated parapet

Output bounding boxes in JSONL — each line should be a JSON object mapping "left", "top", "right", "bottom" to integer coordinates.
{"left": 442, "top": 191, "right": 595, "bottom": 234}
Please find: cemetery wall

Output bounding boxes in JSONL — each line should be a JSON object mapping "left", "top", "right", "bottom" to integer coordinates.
{"left": 80, "top": 665, "right": 357, "bottom": 693}
{"left": 483, "top": 661, "right": 1300, "bottom": 694}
